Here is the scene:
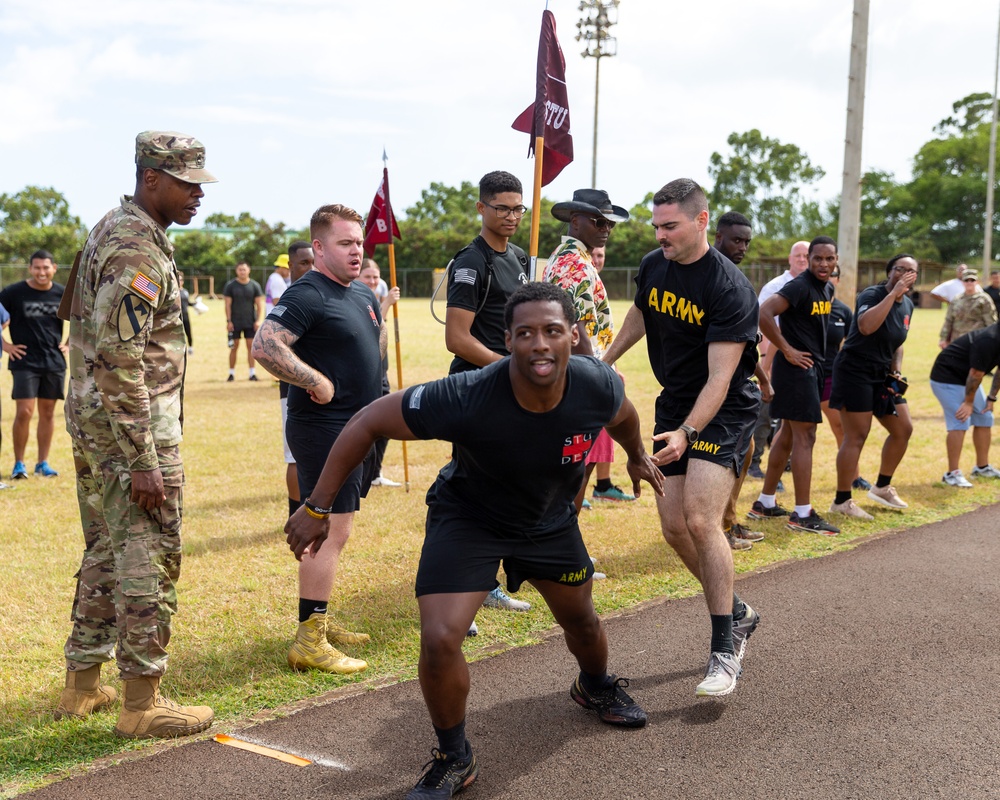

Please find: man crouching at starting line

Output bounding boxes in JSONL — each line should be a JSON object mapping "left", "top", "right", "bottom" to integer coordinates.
{"left": 284, "top": 282, "right": 664, "bottom": 799}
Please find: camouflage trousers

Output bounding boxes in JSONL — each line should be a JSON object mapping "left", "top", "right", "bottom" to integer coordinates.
{"left": 64, "top": 441, "right": 184, "bottom": 678}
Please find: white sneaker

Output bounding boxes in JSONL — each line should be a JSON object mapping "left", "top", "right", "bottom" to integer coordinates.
{"left": 0, "top": 481, "right": 11, "bottom": 490}
{"left": 829, "top": 498, "right": 874, "bottom": 520}
{"left": 466, "top": 620, "right": 478, "bottom": 637}
{"left": 695, "top": 651, "right": 742, "bottom": 697}
{"left": 371, "top": 475, "right": 402, "bottom": 487}
{"left": 867, "top": 485, "right": 908, "bottom": 509}
{"left": 971, "top": 464, "right": 1000, "bottom": 479}
{"left": 482, "top": 586, "right": 531, "bottom": 612}
{"left": 943, "top": 470, "right": 973, "bottom": 488}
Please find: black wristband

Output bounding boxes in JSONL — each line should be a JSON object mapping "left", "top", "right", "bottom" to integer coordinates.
{"left": 989, "top": 396, "right": 997, "bottom": 403}
{"left": 304, "top": 498, "right": 333, "bottom": 517}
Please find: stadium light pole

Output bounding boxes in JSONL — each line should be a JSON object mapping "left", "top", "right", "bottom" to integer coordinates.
{"left": 984, "top": 1, "right": 1000, "bottom": 271}
{"left": 577, "top": 0, "right": 619, "bottom": 188}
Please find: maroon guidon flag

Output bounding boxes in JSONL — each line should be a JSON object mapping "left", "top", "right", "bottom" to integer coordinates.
{"left": 363, "top": 168, "right": 401, "bottom": 256}
{"left": 511, "top": 9, "right": 574, "bottom": 186}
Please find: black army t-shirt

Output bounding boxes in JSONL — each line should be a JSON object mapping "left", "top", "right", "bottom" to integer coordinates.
{"left": 931, "top": 323, "right": 1000, "bottom": 385}
{"left": 634, "top": 246, "right": 758, "bottom": 406}
{"left": 821, "top": 298, "right": 852, "bottom": 377}
{"left": 402, "top": 356, "right": 623, "bottom": 534}
{"left": 223, "top": 278, "right": 264, "bottom": 329}
{"left": 775, "top": 270, "right": 834, "bottom": 360}
{"left": 838, "top": 284, "right": 914, "bottom": 380}
{"left": 269, "top": 270, "right": 383, "bottom": 426}
{"left": 446, "top": 237, "right": 529, "bottom": 374}
{"left": 0, "top": 281, "right": 65, "bottom": 372}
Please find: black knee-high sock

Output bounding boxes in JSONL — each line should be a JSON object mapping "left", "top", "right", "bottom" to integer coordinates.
{"left": 710, "top": 614, "right": 734, "bottom": 655}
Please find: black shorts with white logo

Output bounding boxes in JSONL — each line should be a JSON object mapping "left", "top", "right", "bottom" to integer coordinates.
{"left": 653, "top": 379, "right": 759, "bottom": 477}
{"left": 769, "top": 352, "right": 823, "bottom": 423}
{"left": 415, "top": 503, "right": 594, "bottom": 597}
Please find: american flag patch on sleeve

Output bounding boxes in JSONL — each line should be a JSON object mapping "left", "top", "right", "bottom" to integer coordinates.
{"left": 453, "top": 268, "right": 477, "bottom": 286}
{"left": 130, "top": 272, "right": 161, "bottom": 303}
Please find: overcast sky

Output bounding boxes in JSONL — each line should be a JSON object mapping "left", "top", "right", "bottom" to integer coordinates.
{"left": 1, "top": 0, "right": 997, "bottom": 234}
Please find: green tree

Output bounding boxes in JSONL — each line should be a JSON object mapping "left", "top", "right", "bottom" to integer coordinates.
{"left": 708, "top": 130, "right": 826, "bottom": 240}
{"left": 0, "top": 186, "right": 88, "bottom": 265}
{"left": 905, "top": 92, "right": 996, "bottom": 262}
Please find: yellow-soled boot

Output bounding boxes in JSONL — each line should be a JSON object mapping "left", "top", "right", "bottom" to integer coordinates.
{"left": 288, "top": 613, "right": 368, "bottom": 674}
{"left": 114, "top": 676, "right": 214, "bottom": 739}
{"left": 327, "top": 621, "right": 371, "bottom": 647}
{"left": 54, "top": 664, "right": 118, "bottom": 720}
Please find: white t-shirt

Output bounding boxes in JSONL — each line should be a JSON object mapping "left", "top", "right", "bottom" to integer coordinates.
{"left": 265, "top": 271, "right": 290, "bottom": 313}
{"left": 932, "top": 277, "right": 982, "bottom": 302}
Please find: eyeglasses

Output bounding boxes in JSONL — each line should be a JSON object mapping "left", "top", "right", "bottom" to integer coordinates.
{"left": 830, "top": 272, "right": 841, "bottom": 279}
{"left": 584, "top": 215, "right": 616, "bottom": 231}
{"left": 893, "top": 267, "right": 918, "bottom": 275}
{"left": 482, "top": 201, "right": 527, "bottom": 219}
{"left": 963, "top": 277, "right": 978, "bottom": 282}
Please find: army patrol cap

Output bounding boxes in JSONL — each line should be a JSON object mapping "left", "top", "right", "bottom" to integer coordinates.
{"left": 135, "top": 131, "right": 218, "bottom": 184}
{"left": 962, "top": 268, "right": 979, "bottom": 281}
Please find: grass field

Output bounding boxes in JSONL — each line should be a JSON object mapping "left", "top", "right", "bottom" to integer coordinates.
{"left": 1, "top": 296, "right": 997, "bottom": 796}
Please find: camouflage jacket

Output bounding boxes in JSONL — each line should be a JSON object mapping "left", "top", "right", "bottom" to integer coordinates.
{"left": 542, "top": 236, "right": 613, "bottom": 356}
{"left": 940, "top": 291, "right": 998, "bottom": 344}
{"left": 65, "top": 195, "right": 185, "bottom": 471}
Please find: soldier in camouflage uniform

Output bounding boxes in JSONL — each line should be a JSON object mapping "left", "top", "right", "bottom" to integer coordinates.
{"left": 940, "top": 268, "right": 998, "bottom": 348}
{"left": 55, "top": 131, "right": 217, "bottom": 739}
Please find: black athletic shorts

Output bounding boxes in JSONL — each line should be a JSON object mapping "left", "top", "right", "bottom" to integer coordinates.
{"left": 415, "top": 503, "right": 594, "bottom": 597}
{"left": 12, "top": 369, "right": 65, "bottom": 401}
{"left": 769, "top": 352, "right": 822, "bottom": 423}
{"left": 829, "top": 354, "right": 907, "bottom": 416}
{"left": 228, "top": 326, "right": 255, "bottom": 345}
{"left": 653, "top": 379, "right": 759, "bottom": 477}
{"left": 286, "top": 420, "right": 376, "bottom": 513}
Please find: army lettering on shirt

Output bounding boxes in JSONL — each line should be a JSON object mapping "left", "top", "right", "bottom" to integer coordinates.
{"left": 634, "top": 246, "right": 759, "bottom": 406}
{"left": 446, "top": 237, "right": 529, "bottom": 374}
{"left": 402, "top": 356, "right": 623, "bottom": 534}
{"left": 775, "top": 270, "right": 835, "bottom": 361}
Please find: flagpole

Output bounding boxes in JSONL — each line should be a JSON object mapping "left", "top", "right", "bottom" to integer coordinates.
{"left": 381, "top": 149, "right": 410, "bottom": 492}
{"left": 529, "top": 136, "right": 545, "bottom": 280}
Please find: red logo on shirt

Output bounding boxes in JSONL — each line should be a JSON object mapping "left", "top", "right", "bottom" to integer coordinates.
{"left": 562, "top": 433, "right": 593, "bottom": 464}
{"left": 903, "top": 314, "right": 910, "bottom": 329}
{"left": 368, "top": 305, "right": 378, "bottom": 326}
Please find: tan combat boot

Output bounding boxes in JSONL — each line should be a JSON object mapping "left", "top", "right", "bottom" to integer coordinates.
{"left": 326, "top": 620, "right": 371, "bottom": 647}
{"left": 288, "top": 613, "right": 368, "bottom": 674}
{"left": 114, "top": 676, "right": 214, "bottom": 739}
{"left": 54, "top": 663, "right": 118, "bottom": 720}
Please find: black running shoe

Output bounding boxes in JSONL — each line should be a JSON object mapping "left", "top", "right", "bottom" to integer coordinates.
{"left": 406, "top": 742, "right": 478, "bottom": 799}
{"left": 570, "top": 674, "right": 647, "bottom": 728}
{"left": 787, "top": 511, "right": 840, "bottom": 535}
{"left": 747, "top": 500, "right": 787, "bottom": 520}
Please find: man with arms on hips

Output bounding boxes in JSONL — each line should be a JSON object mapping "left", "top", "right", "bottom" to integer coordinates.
{"left": 444, "top": 169, "right": 531, "bottom": 615}
{"left": 276, "top": 240, "right": 315, "bottom": 518}
{"left": 265, "top": 253, "right": 291, "bottom": 316}
{"left": 602, "top": 178, "right": 762, "bottom": 697}
{"left": 939, "top": 268, "right": 997, "bottom": 348}
{"left": 543, "top": 188, "right": 634, "bottom": 508}
{"left": 56, "top": 130, "right": 216, "bottom": 738}
{"left": 712, "top": 212, "right": 771, "bottom": 550}
{"left": 223, "top": 261, "right": 263, "bottom": 381}
{"left": 0, "top": 248, "right": 67, "bottom": 479}
{"left": 754, "top": 237, "right": 839, "bottom": 535}
{"left": 748, "top": 240, "right": 809, "bottom": 479}
{"left": 286, "top": 282, "right": 663, "bottom": 799}
{"left": 253, "top": 204, "right": 384, "bottom": 674}
{"left": 929, "top": 322, "right": 1000, "bottom": 487}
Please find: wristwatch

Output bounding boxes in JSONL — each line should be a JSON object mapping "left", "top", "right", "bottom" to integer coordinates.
{"left": 679, "top": 424, "right": 699, "bottom": 445}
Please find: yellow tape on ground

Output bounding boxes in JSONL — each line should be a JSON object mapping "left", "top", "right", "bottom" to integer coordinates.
{"left": 214, "top": 734, "right": 312, "bottom": 766}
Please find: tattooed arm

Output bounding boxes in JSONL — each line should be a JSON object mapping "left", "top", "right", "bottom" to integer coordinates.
{"left": 379, "top": 321, "right": 388, "bottom": 360}
{"left": 252, "top": 319, "right": 334, "bottom": 404}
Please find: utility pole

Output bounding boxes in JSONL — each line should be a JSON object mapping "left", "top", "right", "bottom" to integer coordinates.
{"left": 836, "top": 0, "right": 869, "bottom": 308}
{"left": 577, "top": 1, "right": 619, "bottom": 188}
{"left": 984, "top": 2, "right": 1000, "bottom": 271}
